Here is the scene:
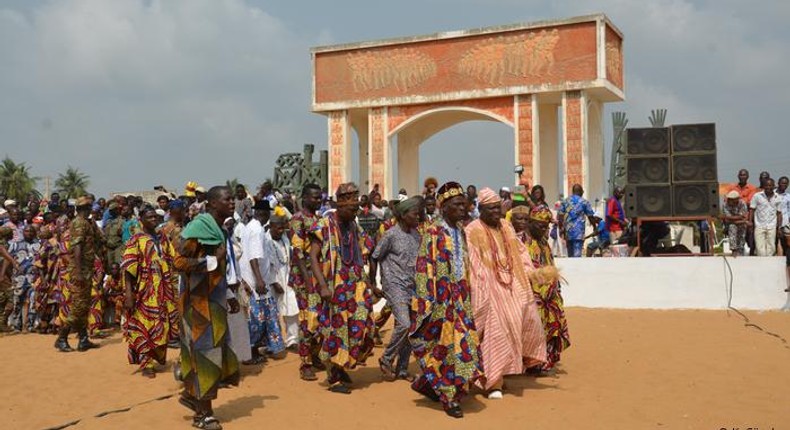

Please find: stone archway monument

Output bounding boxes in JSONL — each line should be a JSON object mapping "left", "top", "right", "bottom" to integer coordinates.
{"left": 311, "top": 14, "right": 624, "bottom": 200}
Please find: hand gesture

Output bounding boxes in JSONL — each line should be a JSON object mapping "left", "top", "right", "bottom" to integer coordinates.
{"left": 319, "top": 283, "right": 332, "bottom": 301}
{"left": 255, "top": 281, "right": 267, "bottom": 295}
{"left": 123, "top": 292, "right": 135, "bottom": 312}
{"left": 215, "top": 244, "right": 227, "bottom": 264}
{"left": 228, "top": 297, "right": 240, "bottom": 314}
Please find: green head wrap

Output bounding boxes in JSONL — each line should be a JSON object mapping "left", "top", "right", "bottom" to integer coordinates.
{"left": 395, "top": 196, "right": 422, "bottom": 216}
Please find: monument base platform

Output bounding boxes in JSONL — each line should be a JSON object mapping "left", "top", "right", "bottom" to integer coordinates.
{"left": 557, "top": 256, "right": 789, "bottom": 311}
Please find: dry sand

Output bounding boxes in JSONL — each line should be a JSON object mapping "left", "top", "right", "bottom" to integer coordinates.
{"left": 2, "top": 308, "right": 788, "bottom": 430}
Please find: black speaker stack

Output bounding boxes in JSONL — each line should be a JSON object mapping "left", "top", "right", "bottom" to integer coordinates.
{"left": 624, "top": 123, "right": 719, "bottom": 218}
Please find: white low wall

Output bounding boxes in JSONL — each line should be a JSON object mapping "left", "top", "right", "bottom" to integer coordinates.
{"left": 556, "top": 256, "right": 790, "bottom": 310}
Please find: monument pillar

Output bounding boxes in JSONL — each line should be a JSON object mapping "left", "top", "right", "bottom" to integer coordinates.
{"left": 368, "top": 107, "right": 391, "bottom": 198}
{"left": 538, "top": 101, "right": 560, "bottom": 202}
{"left": 515, "top": 94, "right": 538, "bottom": 187}
{"left": 397, "top": 131, "right": 420, "bottom": 197}
{"left": 585, "top": 97, "right": 605, "bottom": 202}
{"left": 327, "top": 110, "right": 351, "bottom": 193}
{"left": 562, "top": 90, "right": 586, "bottom": 197}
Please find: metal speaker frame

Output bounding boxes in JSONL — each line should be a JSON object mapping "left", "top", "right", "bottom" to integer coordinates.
{"left": 671, "top": 153, "right": 718, "bottom": 183}
{"left": 626, "top": 156, "right": 670, "bottom": 185}
{"left": 624, "top": 185, "right": 673, "bottom": 218}
{"left": 673, "top": 182, "right": 720, "bottom": 216}
{"left": 626, "top": 127, "right": 670, "bottom": 156}
{"left": 671, "top": 123, "right": 716, "bottom": 153}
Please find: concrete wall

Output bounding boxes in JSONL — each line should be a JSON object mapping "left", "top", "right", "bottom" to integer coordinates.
{"left": 557, "top": 256, "right": 789, "bottom": 310}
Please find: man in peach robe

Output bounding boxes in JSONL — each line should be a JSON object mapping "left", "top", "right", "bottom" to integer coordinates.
{"left": 466, "top": 188, "right": 546, "bottom": 399}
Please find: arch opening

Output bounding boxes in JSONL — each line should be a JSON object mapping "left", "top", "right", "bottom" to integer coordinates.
{"left": 389, "top": 108, "right": 513, "bottom": 196}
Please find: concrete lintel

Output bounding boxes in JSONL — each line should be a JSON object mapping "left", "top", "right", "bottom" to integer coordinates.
{"left": 312, "top": 79, "right": 622, "bottom": 112}
{"left": 311, "top": 13, "right": 611, "bottom": 54}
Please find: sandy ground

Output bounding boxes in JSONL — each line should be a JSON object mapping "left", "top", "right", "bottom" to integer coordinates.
{"left": 2, "top": 308, "right": 789, "bottom": 430}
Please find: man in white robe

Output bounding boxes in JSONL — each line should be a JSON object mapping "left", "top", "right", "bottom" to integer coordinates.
{"left": 264, "top": 208, "right": 299, "bottom": 349}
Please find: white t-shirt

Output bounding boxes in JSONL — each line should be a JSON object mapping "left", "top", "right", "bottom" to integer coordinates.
{"left": 750, "top": 191, "right": 782, "bottom": 229}
{"left": 239, "top": 218, "right": 265, "bottom": 294}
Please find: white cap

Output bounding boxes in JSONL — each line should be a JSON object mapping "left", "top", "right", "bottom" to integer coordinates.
{"left": 155, "top": 209, "right": 166, "bottom": 217}
{"left": 500, "top": 187, "right": 511, "bottom": 193}
{"left": 726, "top": 190, "right": 740, "bottom": 199}
{"left": 3, "top": 199, "right": 17, "bottom": 207}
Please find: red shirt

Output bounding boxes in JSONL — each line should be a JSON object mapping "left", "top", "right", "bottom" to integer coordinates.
{"left": 728, "top": 184, "right": 758, "bottom": 205}
{"left": 607, "top": 198, "right": 624, "bottom": 232}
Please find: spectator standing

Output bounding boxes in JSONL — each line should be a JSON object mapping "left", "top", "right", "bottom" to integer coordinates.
{"left": 728, "top": 169, "right": 759, "bottom": 255}
{"left": 721, "top": 191, "right": 750, "bottom": 256}
{"left": 606, "top": 187, "right": 627, "bottom": 243}
{"left": 558, "top": 184, "right": 598, "bottom": 258}
{"left": 749, "top": 178, "right": 782, "bottom": 256}
{"left": 775, "top": 176, "right": 790, "bottom": 291}
{"left": 357, "top": 195, "right": 382, "bottom": 237}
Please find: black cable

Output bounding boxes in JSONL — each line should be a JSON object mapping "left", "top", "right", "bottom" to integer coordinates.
{"left": 42, "top": 393, "right": 176, "bottom": 430}
{"left": 721, "top": 254, "right": 789, "bottom": 349}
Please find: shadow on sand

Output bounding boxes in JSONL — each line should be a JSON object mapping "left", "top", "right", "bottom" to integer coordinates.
{"left": 214, "top": 394, "right": 279, "bottom": 422}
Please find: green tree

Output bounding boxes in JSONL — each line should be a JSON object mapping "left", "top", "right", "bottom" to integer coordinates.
{"left": 0, "top": 156, "right": 40, "bottom": 202}
{"left": 55, "top": 166, "right": 90, "bottom": 198}
{"left": 225, "top": 178, "right": 241, "bottom": 191}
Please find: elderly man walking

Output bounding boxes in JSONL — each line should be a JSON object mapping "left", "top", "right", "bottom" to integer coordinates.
{"left": 465, "top": 188, "right": 546, "bottom": 399}
{"left": 309, "top": 183, "right": 375, "bottom": 394}
{"left": 369, "top": 196, "right": 423, "bottom": 382}
{"left": 410, "top": 182, "right": 483, "bottom": 418}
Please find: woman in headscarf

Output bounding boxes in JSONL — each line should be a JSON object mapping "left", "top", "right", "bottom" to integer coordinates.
{"left": 512, "top": 206, "right": 570, "bottom": 374}
{"left": 122, "top": 205, "right": 178, "bottom": 378}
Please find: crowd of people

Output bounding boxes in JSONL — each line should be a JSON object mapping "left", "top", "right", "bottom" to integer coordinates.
{"left": 722, "top": 169, "right": 790, "bottom": 291}
{"left": 0, "top": 177, "right": 574, "bottom": 427}
{"left": 1, "top": 168, "right": 786, "bottom": 427}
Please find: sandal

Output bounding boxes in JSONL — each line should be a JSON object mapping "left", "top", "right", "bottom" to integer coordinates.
{"left": 444, "top": 402, "right": 464, "bottom": 419}
{"left": 242, "top": 356, "right": 265, "bottom": 366}
{"left": 300, "top": 367, "right": 318, "bottom": 381}
{"left": 379, "top": 358, "right": 396, "bottom": 381}
{"left": 192, "top": 414, "right": 222, "bottom": 430}
{"left": 397, "top": 372, "right": 415, "bottom": 382}
{"left": 141, "top": 368, "right": 156, "bottom": 379}
{"left": 328, "top": 383, "right": 352, "bottom": 394}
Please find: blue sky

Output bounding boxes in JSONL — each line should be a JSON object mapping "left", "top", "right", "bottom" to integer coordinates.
{"left": 1, "top": 0, "right": 788, "bottom": 199}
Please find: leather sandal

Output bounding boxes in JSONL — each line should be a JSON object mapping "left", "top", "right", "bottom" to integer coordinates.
{"left": 444, "top": 402, "right": 463, "bottom": 418}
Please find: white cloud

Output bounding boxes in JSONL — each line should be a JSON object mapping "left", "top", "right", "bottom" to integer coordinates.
{"left": 0, "top": 0, "right": 315, "bottom": 195}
